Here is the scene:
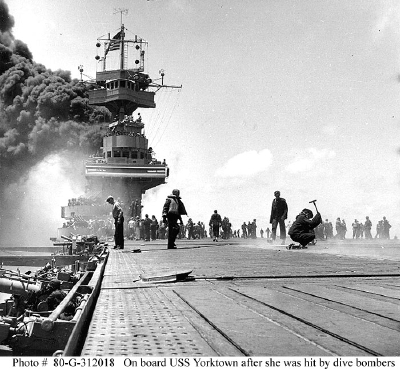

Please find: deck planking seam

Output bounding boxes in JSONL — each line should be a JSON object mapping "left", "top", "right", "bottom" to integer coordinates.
{"left": 232, "top": 286, "right": 400, "bottom": 356}
{"left": 173, "top": 286, "right": 331, "bottom": 356}
{"left": 278, "top": 285, "right": 400, "bottom": 330}
{"left": 218, "top": 286, "right": 368, "bottom": 356}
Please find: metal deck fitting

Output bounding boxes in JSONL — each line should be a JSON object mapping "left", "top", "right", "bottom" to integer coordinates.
{"left": 81, "top": 249, "right": 217, "bottom": 356}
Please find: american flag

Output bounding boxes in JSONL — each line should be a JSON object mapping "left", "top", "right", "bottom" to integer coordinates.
{"left": 106, "top": 31, "right": 121, "bottom": 54}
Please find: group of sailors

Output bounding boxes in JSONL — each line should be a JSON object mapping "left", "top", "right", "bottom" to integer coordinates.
{"left": 64, "top": 190, "right": 395, "bottom": 243}
{"left": 103, "top": 130, "right": 146, "bottom": 138}
{"left": 269, "top": 215, "right": 393, "bottom": 241}
{"left": 227, "top": 215, "right": 393, "bottom": 242}
{"left": 126, "top": 216, "right": 208, "bottom": 241}
{"left": 105, "top": 113, "right": 144, "bottom": 137}
{"left": 67, "top": 197, "right": 99, "bottom": 207}
{"left": 333, "top": 216, "right": 392, "bottom": 240}
{"left": 63, "top": 218, "right": 116, "bottom": 238}
{"left": 63, "top": 212, "right": 394, "bottom": 243}
{"left": 239, "top": 220, "right": 263, "bottom": 239}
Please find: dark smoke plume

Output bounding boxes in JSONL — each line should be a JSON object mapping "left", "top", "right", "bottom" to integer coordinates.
{"left": 0, "top": 0, "right": 111, "bottom": 244}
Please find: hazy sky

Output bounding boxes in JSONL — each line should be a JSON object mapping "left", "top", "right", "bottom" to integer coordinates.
{"left": 7, "top": 0, "right": 400, "bottom": 239}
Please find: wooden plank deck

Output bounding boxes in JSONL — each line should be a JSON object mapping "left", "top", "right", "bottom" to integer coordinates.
{"left": 81, "top": 239, "right": 400, "bottom": 356}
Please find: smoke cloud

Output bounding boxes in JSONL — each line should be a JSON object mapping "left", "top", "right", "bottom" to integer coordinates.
{"left": 0, "top": 0, "right": 111, "bottom": 245}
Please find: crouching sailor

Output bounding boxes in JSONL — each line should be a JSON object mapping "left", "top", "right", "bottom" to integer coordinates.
{"left": 288, "top": 208, "right": 322, "bottom": 247}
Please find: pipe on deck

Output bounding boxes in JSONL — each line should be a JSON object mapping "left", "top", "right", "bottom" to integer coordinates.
{"left": 41, "top": 271, "right": 92, "bottom": 332}
{"left": 0, "top": 277, "right": 40, "bottom": 296}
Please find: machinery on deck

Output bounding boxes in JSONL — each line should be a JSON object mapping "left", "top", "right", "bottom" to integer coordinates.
{"left": 0, "top": 246, "right": 108, "bottom": 356}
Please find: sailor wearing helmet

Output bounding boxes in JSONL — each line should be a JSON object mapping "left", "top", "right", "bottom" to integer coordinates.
{"left": 186, "top": 218, "right": 194, "bottom": 240}
{"left": 162, "top": 189, "right": 187, "bottom": 249}
{"left": 288, "top": 208, "right": 322, "bottom": 247}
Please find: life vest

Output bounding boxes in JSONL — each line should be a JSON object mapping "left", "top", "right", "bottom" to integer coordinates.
{"left": 169, "top": 198, "right": 179, "bottom": 214}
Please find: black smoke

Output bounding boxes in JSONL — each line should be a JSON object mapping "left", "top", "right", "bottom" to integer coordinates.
{"left": 0, "top": 0, "right": 111, "bottom": 244}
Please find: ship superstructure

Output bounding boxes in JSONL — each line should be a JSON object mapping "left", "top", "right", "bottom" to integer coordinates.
{"left": 60, "top": 13, "right": 178, "bottom": 235}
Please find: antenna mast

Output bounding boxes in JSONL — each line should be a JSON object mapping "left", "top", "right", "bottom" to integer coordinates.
{"left": 113, "top": 8, "right": 128, "bottom": 26}
{"left": 113, "top": 8, "right": 128, "bottom": 70}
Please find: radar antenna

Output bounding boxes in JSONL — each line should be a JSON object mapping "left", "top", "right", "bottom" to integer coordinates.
{"left": 114, "top": 8, "right": 128, "bottom": 25}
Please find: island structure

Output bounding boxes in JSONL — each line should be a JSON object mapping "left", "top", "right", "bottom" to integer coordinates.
{"left": 58, "top": 15, "right": 178, "bottom": 238}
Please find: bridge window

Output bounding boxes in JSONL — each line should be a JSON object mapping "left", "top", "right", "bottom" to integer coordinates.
{"left": 122, "top": 151, "right": 129, "bottom": 158}
{"left": 120, "top": 80, "right": 126, "bottom": 88}
{"left": 132, "top": 151, "right": 138, "bottom": 159}
{"left": 114, "top": 150, "right": 121, "bottom": 157}
{"left": 107, "top": 151, "right": 111, "bottom": 158}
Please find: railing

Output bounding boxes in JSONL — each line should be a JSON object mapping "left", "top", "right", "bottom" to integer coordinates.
{"left": 85, "top": 158, "right": 165, "bottom": 166}
{"left": 85, "top": 158, "right": 106, "bottom": 164}
{"left": 103, "top": 130, "right": 145, "bottom": 138}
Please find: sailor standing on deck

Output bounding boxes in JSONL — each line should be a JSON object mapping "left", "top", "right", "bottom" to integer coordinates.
{"left": 209, "top": 210, "right": 222, "bottom": 242}
{"left": 270, "top": 190, "right": 288, "bottom": 245}
{"left": 162, "top": 189, "right": 187, "bottom": 249}
{"left": 106, "top": 196, "right": 124, "bottom": 249}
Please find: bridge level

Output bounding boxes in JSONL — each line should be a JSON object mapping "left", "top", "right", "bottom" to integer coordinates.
{"left": 84, "top": 116, "right": 168, "bottom": 204}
